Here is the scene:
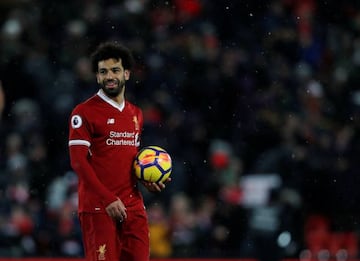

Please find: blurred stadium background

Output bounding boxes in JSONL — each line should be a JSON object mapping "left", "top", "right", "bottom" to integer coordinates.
{"left": 1, "top": 0, "right": 360, "bottom": 260}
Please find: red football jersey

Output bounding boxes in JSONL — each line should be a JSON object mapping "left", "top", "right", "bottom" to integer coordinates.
{"left": 68, "top": 90, "right": 144, "bottom": 213}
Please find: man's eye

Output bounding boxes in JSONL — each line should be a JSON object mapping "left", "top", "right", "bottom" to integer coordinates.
{"left": 112, "top": 68, "right": 121, "bottom": 73}
{"left": 99, "top": 70, "right": 107, "bottom": 75}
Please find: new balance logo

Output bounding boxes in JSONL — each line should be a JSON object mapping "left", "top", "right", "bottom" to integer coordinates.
{"left": 107, "top": 118, "right": 115, "bottom": 124}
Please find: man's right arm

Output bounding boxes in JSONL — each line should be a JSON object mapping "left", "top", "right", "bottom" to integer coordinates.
{"left": 69, "top": 145, "right": 119, "bottom": 209}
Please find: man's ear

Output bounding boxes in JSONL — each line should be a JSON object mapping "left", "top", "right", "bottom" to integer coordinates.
{"left": 124, "top": 70, "right": 130, "bottom": 80}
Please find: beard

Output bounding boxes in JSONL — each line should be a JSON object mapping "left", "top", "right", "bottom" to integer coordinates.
{"left": 100, "top": 77, "right": 126, "bottom": 97}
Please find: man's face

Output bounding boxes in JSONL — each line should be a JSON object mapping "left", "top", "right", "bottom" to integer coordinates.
{"left": 96, "top": 58, "right": 130, "bottom": 97}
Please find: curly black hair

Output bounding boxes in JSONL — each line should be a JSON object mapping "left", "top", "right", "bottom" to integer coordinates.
{"left": 90, "top": 41, "right": 135, "bottom": 73}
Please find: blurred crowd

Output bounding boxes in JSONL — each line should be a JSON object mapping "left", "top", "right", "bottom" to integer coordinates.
{"left": 1, "top": 0, "right": 360, "bottom": 260}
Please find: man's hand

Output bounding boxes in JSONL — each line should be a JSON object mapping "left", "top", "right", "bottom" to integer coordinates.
{"left": 105, "top": 198, "right": 127, "bottom": 221}
{"left": 141, "top": 177, "right": 171, "bottom": 192}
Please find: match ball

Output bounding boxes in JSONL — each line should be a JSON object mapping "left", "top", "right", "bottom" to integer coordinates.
{"left": 133, "top": 146, "right": 172, "bottom": 183}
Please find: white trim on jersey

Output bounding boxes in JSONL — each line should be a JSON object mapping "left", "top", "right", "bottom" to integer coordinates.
{"left": 97, "top": 89, "right": 125, "bottom": 112}
{"left": 68, "top": 140, "right": 91, "bottom": 147}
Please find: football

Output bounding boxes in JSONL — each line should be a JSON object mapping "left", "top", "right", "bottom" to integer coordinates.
{"left": 133, "top": 146, "right": 172, "bottom": 183}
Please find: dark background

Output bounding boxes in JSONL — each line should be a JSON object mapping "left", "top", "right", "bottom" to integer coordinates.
{"left": 0, "top": 0, "right": 360, "bottom": 260}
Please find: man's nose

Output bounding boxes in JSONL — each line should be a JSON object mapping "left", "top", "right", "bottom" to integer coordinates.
{"left": 105, "top": 71, "right": 114, "bottom": 79}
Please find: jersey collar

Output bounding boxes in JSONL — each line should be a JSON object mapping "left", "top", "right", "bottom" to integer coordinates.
{"left": 97, "top": 89, "right": 125, "bottom": 112}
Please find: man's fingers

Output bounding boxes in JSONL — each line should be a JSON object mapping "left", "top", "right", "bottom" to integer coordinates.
{"left": 106, "top": 199, "right": 127, "bottom": 220}
{"left": 119, "top": 207, "right": 127, "bottom": 219}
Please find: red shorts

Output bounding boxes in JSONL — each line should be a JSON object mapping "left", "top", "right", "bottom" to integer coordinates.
{"left": 79, "top": 208, "right": 150, "bottom": 261}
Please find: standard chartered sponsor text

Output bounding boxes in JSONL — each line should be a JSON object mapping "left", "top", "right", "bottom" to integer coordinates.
{"left": 106, "top": 138, "right": 136, "bottom": 146}
{"left": 107, "top": 131, "right": 139, "bottom": 146}
{"left": 109, "top": 131, "right": 135, "bottom": 138}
